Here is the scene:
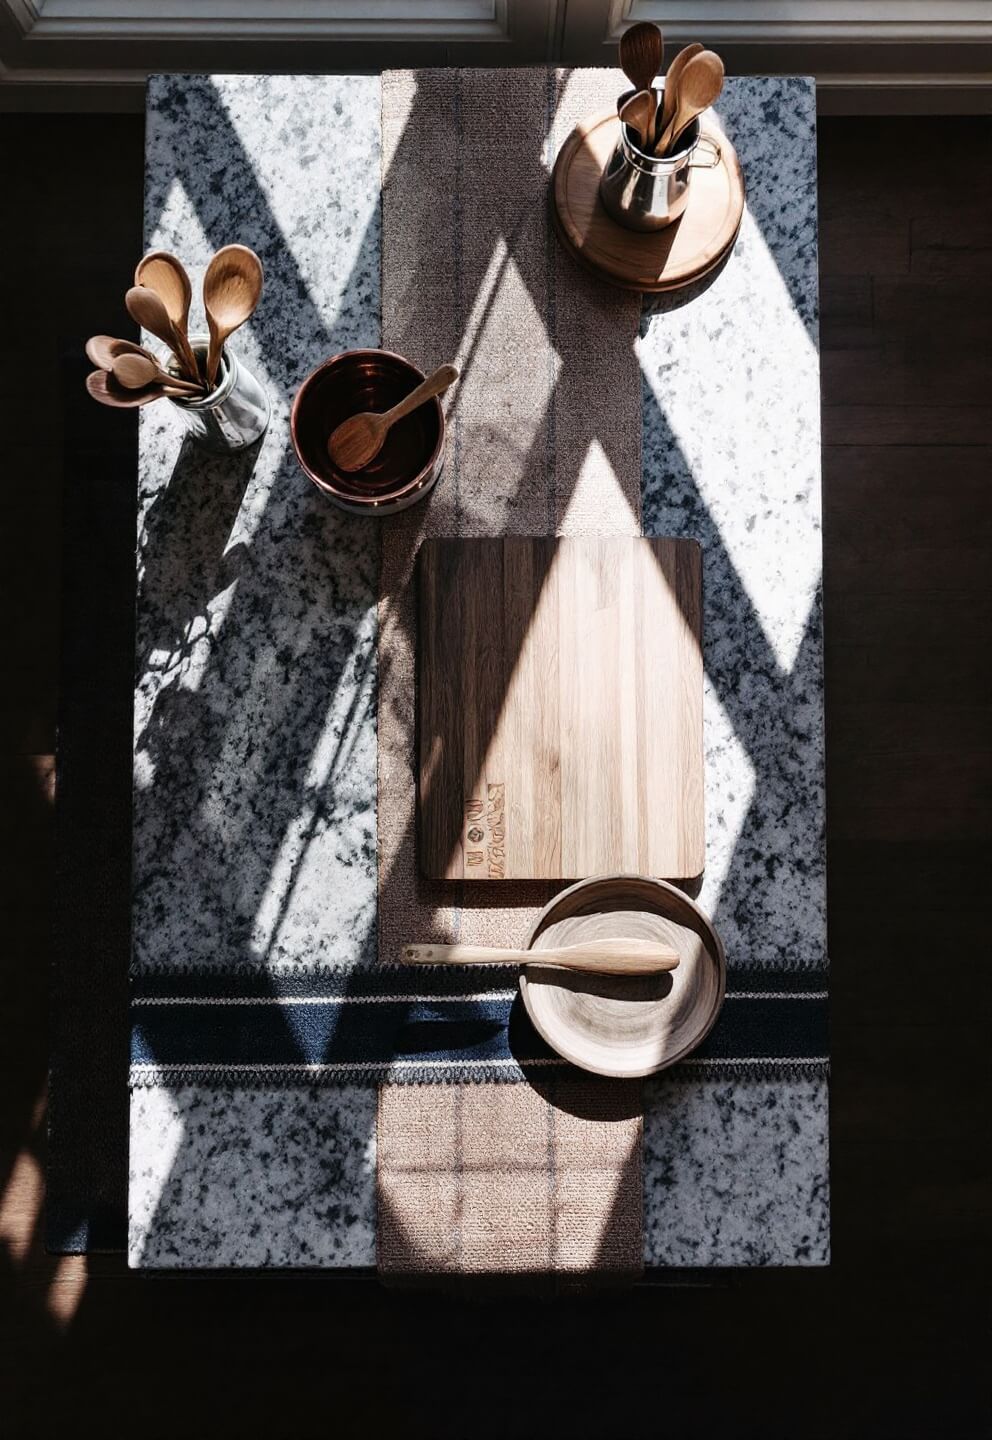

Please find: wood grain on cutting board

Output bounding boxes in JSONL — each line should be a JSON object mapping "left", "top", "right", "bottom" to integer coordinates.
{"left": 418, "top": 536, "right": 704, "bottom": 882}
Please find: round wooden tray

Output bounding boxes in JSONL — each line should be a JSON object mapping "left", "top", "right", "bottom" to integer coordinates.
{"left": 520, "top": 876, "right": 726, "bottom": 1079}
{"left": 551, "top": 111, "right": 745, "bottom": 293}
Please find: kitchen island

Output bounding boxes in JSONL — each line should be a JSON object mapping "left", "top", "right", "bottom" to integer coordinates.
{"left": 129, "top": 71, "right": 827, "bottom": 1270}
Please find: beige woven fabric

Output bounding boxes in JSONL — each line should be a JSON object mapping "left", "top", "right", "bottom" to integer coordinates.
{"left": 377, "top": 1078, "right": 643, "bottom": 1279}
{"left": 379, "top": 68, "right": 641, "bottom": 961}
{"left": 377, "top": 68, "right": 643, "bottom": 1280}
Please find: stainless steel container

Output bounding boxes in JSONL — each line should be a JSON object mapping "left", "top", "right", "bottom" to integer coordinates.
{"left": 166, "top": 335, "right": 270, "bottom": 453}
{"left": 599, "top": 88, "right": 721, "bottom": 233}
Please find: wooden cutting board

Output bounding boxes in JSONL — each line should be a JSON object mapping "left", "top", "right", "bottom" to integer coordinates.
{"left": 417, "top": 536, "right": 704, "bottom": 882}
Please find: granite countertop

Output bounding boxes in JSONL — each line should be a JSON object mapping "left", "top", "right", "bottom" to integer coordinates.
{"left": 128, "top": 72, "right": 827, "bottom": 1269}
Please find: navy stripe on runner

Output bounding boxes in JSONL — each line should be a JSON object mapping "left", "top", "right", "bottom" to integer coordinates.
{"left": 129, "top": 966, "right": 828, "bottom": 1084}
{"left": 131, "top": 965, "right": 828, "bottom": 1000}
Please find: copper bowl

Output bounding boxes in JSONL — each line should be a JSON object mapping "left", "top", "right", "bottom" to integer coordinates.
{"left": 291, "top": 349, "right": 444, "bottom": 514}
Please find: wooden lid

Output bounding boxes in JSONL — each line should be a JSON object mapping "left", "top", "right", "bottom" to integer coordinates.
{"left": 551, "top": 110, "right": 744, "bottom": 293}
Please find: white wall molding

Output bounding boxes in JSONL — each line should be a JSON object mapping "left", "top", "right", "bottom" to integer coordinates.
{"left": 20, "top": 0, "right": 512, "bottom": 41}
{"left": 1, "top": 0, "right": 990, "bottom": 111}
{"left": 3, "top": 0, "right": 39, "bottom": 36}
{"left": 575, "top": 0, "right": 992, "bottom": 46}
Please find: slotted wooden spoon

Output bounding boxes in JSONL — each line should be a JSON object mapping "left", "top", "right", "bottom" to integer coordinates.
{"left": 402, "top": 938, "right": 680, "bottom": 977}
{"left": 327, "top": 363, "right": 458, "bottom": 472}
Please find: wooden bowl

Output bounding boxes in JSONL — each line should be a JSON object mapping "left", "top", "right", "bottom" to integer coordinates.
{"left": 520, "top": 875, "right": 726, "bottom": 1078}
{"left": 291, "top": 349, "right": 444, "bottom": 513}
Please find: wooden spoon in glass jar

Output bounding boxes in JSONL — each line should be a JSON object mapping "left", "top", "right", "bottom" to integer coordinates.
{"left": 327, "top": 364, "right": 459, "bottom": 472}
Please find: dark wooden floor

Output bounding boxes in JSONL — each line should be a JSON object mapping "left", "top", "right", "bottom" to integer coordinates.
{"left": 1, "top": 112, "right": 989, "bottom": 1439}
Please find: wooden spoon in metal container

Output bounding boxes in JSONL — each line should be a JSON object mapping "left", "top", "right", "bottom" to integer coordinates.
{"left": 134, "top": 250, "right": 200, "bottom": 381}
{"left": 203, "top": 244, "right": 263, "bottom": 389}
{"left": 125, "top": 285, "right": 193, "bottom": 377}
{"left": 86, "top": 334, "right": 154, "bottom": 373}
{"left": 655, "top": 41, "right": 705, "bottom": 147}
{"left": 654, "top": 49, "right": 724, "bottom": 157}
{"left": 618, "top": 90, "right": 657, "bottom": 152}
{"left": 327, "top": 363, "right": 458, "bottom": 472}
{"left": 85, "top": 369, "right": 183, "bottom": 408}
{"left": 619, "top": 21, "right": 663, "bottom": 142}
{"left": 112, "top": 351, "right": 204, "bottom": 395}
{"left": 402, "top": 939, "right": 680, "bottom": 977}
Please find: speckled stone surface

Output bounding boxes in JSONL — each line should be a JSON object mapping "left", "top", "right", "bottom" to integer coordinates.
{"left": 129, "top": 1086, "right": 376, "bottom": 1267}
{"left": 640, "top": 78, "right": 826, "bottom": 973}
{"left": 643, "top": 1075, "right": 829, "bottom": 1265}
{"left": 130, "top": 73, "right": 828, "bottom": 1271}
{"left": 130, "top": 73, "right": 382, "bottom": 1269}
{"left": 134, "top": 74, "right": 380, "bottom": 976}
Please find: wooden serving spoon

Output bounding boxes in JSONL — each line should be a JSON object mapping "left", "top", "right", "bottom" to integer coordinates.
{"left": 619, "top": 90, "right": 657, "bottom": 152}
{"left": 112, "top": 352, "right": 204, "bottom": 395}
{"left": 85, "top": 370, "right": 184, "bottom": 409}
{"left": 619, "top": 21, "right": 663, "bottom": 142}
{"left": 654, "top": 49, "right": 724, "bottom": 158}
{"left": 402, "top": 939, "right": 680, "bottom": 977}
{"left": 134, "top": 250, "right": 199, "bottom": 381}
{"left": 656, "top": 41, "right": 705, "bottom": 147}
{"left": 327, "top": 363, "right": 459, "bottom": 472}
{"left": 203, "top": 244, "right": 263, "bottom": 389}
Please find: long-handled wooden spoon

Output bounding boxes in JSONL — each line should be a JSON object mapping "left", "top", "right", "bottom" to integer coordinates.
{"left": 655, "top": 41, "right": 705, "bottom": 147}
{"left": 112, "top": 351, "right": 204, "bottom": 395}
{"left": 85, "top": 370, "right": 186, "bottom": 409}
{"left": 134, "top": 250, "right": 199, "bottom": 381}
{"left": 402, "top": 939, "right": 680, "bottom": 977}
{"left": 654, "top": 49, "right": 724, "bottom": 158}
{"left": 619, "top": 21, "right": 663, "bottom": 142}
{"left": 203, "top": 244, "right": 263, "bottom": 389}
{"left": 619, "top": 90, "right": 657, "bottom": 152}
{"left": 327, "top": 363, "right": 459, "bottom": 472}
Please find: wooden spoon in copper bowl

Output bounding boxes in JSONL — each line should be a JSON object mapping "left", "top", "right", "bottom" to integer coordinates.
{"left": 327, "top": 363, "right": 459, "bottom": 472}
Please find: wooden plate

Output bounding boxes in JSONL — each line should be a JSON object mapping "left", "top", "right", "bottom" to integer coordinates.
{"left": 551, "top": 111, "right": 744, "bottom": 293}
{"left": 520, "top": 876, "right": 726, "bottom": 1079}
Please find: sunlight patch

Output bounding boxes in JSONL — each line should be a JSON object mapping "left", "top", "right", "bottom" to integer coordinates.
{"left": 558, "top": 437, "right": 640, "bottom": 537}
{"left": 128, "top": 1085, "right": 186, "bottom": 1266}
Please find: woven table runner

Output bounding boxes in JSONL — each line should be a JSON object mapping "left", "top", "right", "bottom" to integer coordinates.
{"left": 377, "top": 68, "right": 644, "bottom": 1280}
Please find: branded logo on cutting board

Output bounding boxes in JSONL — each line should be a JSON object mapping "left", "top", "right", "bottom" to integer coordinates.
{"left": 465, "top": 785, "right": 505, "bottom": 877}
